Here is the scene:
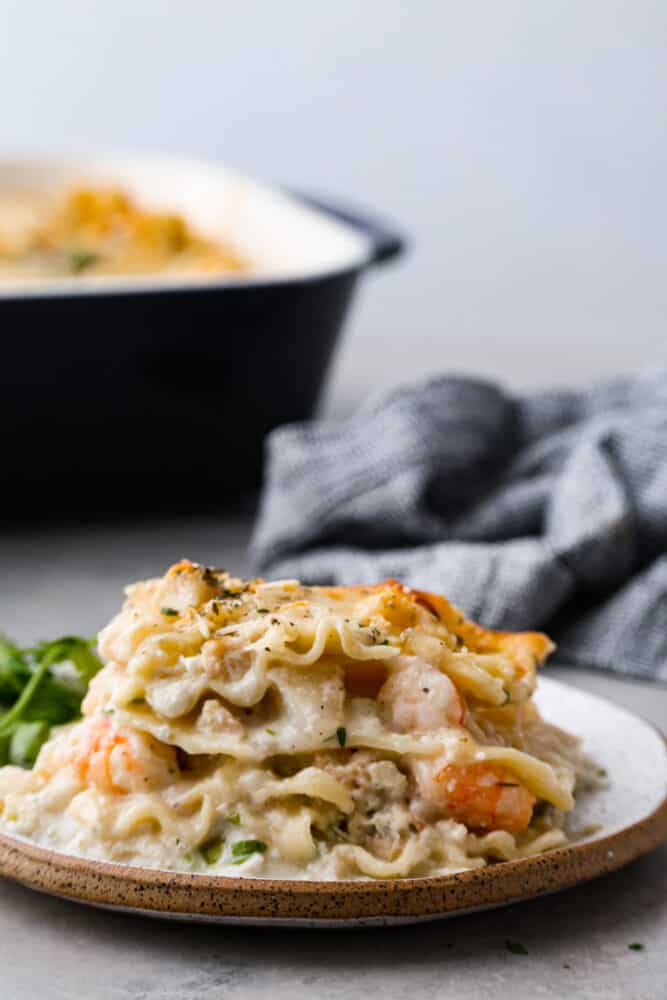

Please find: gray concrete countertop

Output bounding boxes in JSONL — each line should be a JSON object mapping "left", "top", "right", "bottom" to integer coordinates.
{"left": 1, "top": 516, "right": 665, "bottom": 1000}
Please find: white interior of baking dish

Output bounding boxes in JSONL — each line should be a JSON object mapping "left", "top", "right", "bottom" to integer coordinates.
{"left": 0, "top": 154, "right": 372, "bottom": 297}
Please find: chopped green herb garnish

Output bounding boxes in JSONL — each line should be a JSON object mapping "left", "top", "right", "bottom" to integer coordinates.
{"left": 231, "top": 839, "right": 267, "bottom": 864}
{"left": 200, "top": 837, "right": 224, "bottom": 865}
{"left": 506, "top": 940, "right": 528, "bottom": 956}
{"left": 257, "top": 608, "right": 269, "bottom": 614}
{"left": 226, "top": 813, "right": 241, "bottom": 825}
{"left": 336, "top": 726, "right": 347, "bottom": 747}
{"left": 628, "top": 943, "right": 644, "bottom": 951}
{"left": 129, "top": 697, "right": 145, "bottom": 705}
{"left": 265, "top": 728, "right": 277, "bottom": 736}
{"left": 502, "top": 687, "right": 511, "bottom": 705}
{"left": 160, "top": 607, "right": 179, "bottom": 617}
{"left": 66, "top": 248, "right": 98, "bottom": 273}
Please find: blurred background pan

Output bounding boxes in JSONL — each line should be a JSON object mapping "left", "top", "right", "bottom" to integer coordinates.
{"left": 0, "top": 155, "right": 404, "bottom": 519}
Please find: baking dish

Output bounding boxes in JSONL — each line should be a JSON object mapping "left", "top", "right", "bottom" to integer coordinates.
{"left": 0, "top": 155, "right": 404, "bottom": 516}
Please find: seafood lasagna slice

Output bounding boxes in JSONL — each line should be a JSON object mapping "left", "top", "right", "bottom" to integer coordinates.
{"left": 0, "top": 561, "right": 584, "bottom": 879}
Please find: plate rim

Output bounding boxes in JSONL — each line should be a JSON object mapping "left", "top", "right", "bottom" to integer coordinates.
{"left": 1, "top": 679, "right": 666, "bottom": 923}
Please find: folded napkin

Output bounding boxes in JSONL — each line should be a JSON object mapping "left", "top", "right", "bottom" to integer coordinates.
{"left": 251, "top": 367, "right": 667, "bottom": 680}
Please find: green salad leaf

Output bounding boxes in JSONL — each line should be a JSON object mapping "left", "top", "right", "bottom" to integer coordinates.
{"left": 0, "top": 633, "right": 103, "bottom": 769}
{"left": 0, "top": 636, "right": 31, "bottom": 703}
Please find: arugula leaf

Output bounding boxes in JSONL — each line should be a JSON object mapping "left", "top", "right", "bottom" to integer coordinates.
{"left": 31, "top": 636, "right": 103, "bottom": 688}
{"left": 0, "top": 635, "right": 31, "bottom": 703}
{"left": 10, "top": 721, "right": 51, "bottom": 768}
{"left": 22, "top": 677, "right": 82, "bottom": 725}
{"left": 0, "top": 634, "right": 103, "bottom": 769}
{"left": 0, "top": 652, "right": 55, "bottom": 739}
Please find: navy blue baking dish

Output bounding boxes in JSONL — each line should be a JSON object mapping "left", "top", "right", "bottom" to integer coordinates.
{"left": 0, "top": 156, "right": 404, "bottom": 517}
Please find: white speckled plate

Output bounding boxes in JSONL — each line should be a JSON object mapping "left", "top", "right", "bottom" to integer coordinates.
{"left": 1, "top": 676, "right": 666, "bottom": 926}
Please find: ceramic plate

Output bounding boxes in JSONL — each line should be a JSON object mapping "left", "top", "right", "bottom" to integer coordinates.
{"left": 1, "top": 676, "right": 666, "bottom": 927}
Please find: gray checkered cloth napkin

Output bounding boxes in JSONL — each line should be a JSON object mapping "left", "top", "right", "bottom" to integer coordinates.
{"left": 251, "top": 367, "right": 667, "bottom": 679}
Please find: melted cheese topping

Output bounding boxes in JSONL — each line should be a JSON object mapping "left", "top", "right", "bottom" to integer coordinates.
{"left": 0, "top": 561, "right": 585, "bottom": 880}
{"left": 0, "top": 187, "right": 246, "bottom": 280}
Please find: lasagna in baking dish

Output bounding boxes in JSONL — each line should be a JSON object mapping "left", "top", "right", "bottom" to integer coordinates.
{"left": 0, "top": 186, "right": 246, "bottom": 280}
{"left": 0, "top": 561, "right": 587, "bottom": 880}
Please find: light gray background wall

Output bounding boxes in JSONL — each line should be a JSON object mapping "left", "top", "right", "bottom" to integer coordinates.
{"left": 3, "top": 0, "right": 666, "bottom": 412}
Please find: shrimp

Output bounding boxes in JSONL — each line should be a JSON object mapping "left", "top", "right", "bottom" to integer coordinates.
{"left": 377, "top": 656, "right": 465, "bottom": 732}
{"left": 376, "top": 658, "right": 533, "bottom": 832}
{"left": 378, "top": 657, "right": 533, "bottom": 833}
{"left": 38, "top": 716, "right": 179, "bottom": 795}
{"left": 413, "top": 760, "right": 535, "bottom": 833}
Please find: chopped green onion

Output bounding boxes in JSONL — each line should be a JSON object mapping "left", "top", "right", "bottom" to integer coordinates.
{"left": 336, "top": 726, "right": 347, "bottom": 747}
{"left": 160, "top": 607, "right": 179, "bottom": 617}
{"left": 231, "top": 839, "right": 266, "bottom": 864}
{"left": 200, "top": 837, "right": 224, "bottom": 865}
